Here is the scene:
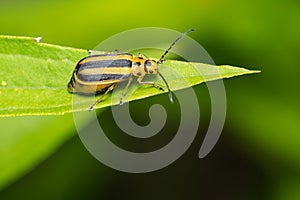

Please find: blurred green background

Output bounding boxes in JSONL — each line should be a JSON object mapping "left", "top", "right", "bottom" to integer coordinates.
{"left": 0, "top": 0, "right": 300, "bottom": 199}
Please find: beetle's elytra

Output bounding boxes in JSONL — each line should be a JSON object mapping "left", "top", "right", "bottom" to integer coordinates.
{"left": 68, "top": 29, "right": 195, "bottom": 111}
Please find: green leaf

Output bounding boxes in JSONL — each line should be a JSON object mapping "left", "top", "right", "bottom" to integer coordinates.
{"left": 0, "top": 35, "right": 88, "bottom": 117}
{"left": 0, "top": 35, "right": 260, "bottom": 117}
{"left": 0, "top": 115, "right": 76, "bottom": 190}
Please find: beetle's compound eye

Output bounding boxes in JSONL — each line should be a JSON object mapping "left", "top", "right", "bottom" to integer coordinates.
{"left": 145, "top": 61, "right": 152, "bottom": 67}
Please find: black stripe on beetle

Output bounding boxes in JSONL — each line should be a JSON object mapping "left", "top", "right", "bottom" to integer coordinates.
{"left": 77, "top": 73, "right": 130, "bottom": 82}
{"left": 78, "top": 59, "right": 132, "bottom": 71}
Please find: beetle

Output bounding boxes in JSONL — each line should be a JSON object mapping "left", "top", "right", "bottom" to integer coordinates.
{"left": 68, "top": 28, "right": 195, "bottom": 111}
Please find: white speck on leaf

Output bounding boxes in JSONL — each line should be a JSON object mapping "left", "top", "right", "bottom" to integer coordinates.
{"left": 34, "top": 36, "right": 42, "bottom": 43}
{"left": 1, "top": 81, "right": 7, "bottom": 86}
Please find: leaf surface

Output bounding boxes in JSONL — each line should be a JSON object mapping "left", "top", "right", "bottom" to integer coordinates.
{"left": 0, "top": 35, "right": 260, "bottom": 117}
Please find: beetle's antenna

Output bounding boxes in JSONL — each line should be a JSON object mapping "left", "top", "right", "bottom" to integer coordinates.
{"left": 158, "top": 72, "right": 173, "bottom": 103}
{"left": 157, "top": 28, "right": 195, "bottom": 64}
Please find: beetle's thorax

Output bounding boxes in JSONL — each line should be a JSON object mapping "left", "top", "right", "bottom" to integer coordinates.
{"left": 131, "top": 56, "right": 158, "bottom": 77}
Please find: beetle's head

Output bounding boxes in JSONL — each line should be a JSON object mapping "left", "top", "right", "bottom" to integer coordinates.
{"left": 142, "top": 59, "right": 157, "bottom": 74}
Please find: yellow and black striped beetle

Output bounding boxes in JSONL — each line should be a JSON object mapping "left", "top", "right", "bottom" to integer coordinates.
{"left": 68, "top": 29, "right": 195, "bottom": 111}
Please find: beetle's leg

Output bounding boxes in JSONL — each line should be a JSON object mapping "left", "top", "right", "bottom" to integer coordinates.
{"left": 119, "top": 75, "right": 133, "bottom": 105}
{"left": 89, "top": 84, "right": 115, "bottom": 111}
{"left": 138, "top": 53, "right": 148, "bottom": 59}
{"left": 137, "top": 76, "right": 164, "bottom": 92}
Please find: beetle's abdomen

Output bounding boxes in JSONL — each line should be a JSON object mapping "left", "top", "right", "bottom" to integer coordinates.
{"left": 68, "top": 53, "right": 133, "bottom": 94}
